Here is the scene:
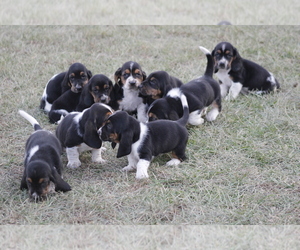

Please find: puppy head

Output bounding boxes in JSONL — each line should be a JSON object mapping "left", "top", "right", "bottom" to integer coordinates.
{"left": 212, "top": 42, "right": 242, "bottom": 72}
{"left": 138, "top": 71, "right": 167, "bottom": 99}
{"left": 114, "top": 61, "right": 146, "bottom": 90}
{"left": 65, "top": 62, "right": 92, "bottom": 93}
{"left": 82, "top": 103, "right": 114, "bottom": 148}
{"left": 147, "top": 97, "right": 180, "bottom": 122}
{"left": 98, "top": 111, "right": 139, "bottom": 158}
{"left": 88, "top": 74, "right": 113, "bottom": 104}
{"left": 24, "top": 161, "right": 53, "bottom": 201}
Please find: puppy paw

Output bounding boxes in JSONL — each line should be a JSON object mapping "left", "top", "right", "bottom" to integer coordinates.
{"left": 136, "top": 170, "right": 149, "bottom": 179}
{"left": 206, "top": 108, "right": 219, "bottom": 122}
{"left": 92, "top": 156, "right": 106, "bottom": 163}
{"left": 122, "top": 165, "right": 136, "bottom": 172}
{"left": 166, "top": 158, "right": 181, "bottom": 166}
{"left": 67, "top": 160, "right": 81, "bottom": 169}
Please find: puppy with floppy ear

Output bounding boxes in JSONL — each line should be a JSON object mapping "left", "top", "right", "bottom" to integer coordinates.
{"left": 56, "top": 103, "right": 113, "bottom": 169}
{"left": 138, "top": 70, "right": 183, "bottom": 121}
{"left": 40, "top": 62, "right": 92, "bottom": 113}
{"left": 148, "top": 46, "right": 221, "bottom": 126}
{"left": 76, "top": 74, "right": 116, "bottom": 112}
{"left": 212, "top": 41, "right": 280, "bottom": 100}
{"left": 18, "top": 110, "right": 71, "bottom": 201}
{"left": 98, "top": 91, "right": 189, "bottom": 179}
{"left": 114, "top": 61, "right": 147, "bottom": 119}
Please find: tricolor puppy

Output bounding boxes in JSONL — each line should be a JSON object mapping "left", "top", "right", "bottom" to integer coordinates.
{"left": 40, "top": 62, "right": 92, "bottom": 113}
{"left": 114, "top": 61, "right": 147, "bottom": 119}
{"left": 76, "top": 74, "right": 114, "bottom": 112}
{"left": 212, "top": 42, "right": 280, "bottom": 100}
{"left": 19, "top": 110, "right": 71, "bottom": 201}
{"left": 98, "top": 91, "right": 189, "bottom": 179}
{"left": 56, "top": 103, "right": 113, "bottom": 169}
{"left": 138, "top": 70, "right": 183, "bottom": 121}
{"left": 147, "top": 46, "right": 221, "bottom": 126}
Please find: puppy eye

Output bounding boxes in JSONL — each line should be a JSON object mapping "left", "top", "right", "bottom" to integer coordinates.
{"left": 81, "top": 75, "right": 87, "bottom": 79}
{"left": 106, "top": 123, "right": 112, "bottom": 129}
{"left": 122, "top": 73, "right": 129, "bottom": 78}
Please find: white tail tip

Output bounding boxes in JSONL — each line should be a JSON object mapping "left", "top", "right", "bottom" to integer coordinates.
{"left": 199, "top": 46, "right": 211, "bottom": 55}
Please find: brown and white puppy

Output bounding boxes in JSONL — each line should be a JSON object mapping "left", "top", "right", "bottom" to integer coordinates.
{"left": 147, "top": 47, "right": 221, "bottom": 125}
{"left": 40, "top": 62, "right": 92, "bottom": 113}
{"left": 19, "top": 110, "right": 71, "bottom": 201}
{"left": 56, "top": 103, "right": 113, "bottom": 169}
{"left": 98, "top": 92, "right": 189, "bottom": 179}
{"left": 212, "top": 42, "right": 280, "bottom": 100}
{"left": 114, "top": 61, "right": 147, "bottom": 120}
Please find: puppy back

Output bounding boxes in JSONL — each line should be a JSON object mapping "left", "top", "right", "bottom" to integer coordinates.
{"left": 19, "top": 110, "right": 42, "bottom": 131}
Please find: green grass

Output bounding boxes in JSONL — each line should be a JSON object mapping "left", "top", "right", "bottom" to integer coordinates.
{"left": 0, "top": 26, "right": 299, "bottom": 248}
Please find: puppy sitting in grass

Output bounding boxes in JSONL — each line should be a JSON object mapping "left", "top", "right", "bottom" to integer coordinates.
{"left": 98, "top": 90, "right": 189, "bottom": 179}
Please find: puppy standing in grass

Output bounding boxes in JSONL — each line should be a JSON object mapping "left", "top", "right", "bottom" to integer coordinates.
{"left": 18, "top": 110, "right": 71, "bottom": 201}
{"left": 147, "top": 46, "right": 221, "bottom": 125}
{"left": 98, "top": 91, "right": 189, "bottom": 179}
{"left": 56, "top": 103, "right": 113, "bottom": 169}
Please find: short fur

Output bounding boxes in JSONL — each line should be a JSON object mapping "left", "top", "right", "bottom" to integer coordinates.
{"left": 147, "top": 46, "right": 221, "bottom": 126}
{"left": 56, "top": 103, "right": 113, "bottom": 169}
{"left": 212, "top": 41, "right": 280, "bottom": 100}
{"left": 138, "top": 70, "right": 183, "bottom": 121}
{"left": 19, "top": 110, "right": 71, "bottom": 201}
{"left": 76, "top": 74, "right": 114, "bottom": 112}
{"left": 98, "top": 92, "right": 189, "bottom": 179}
{"left": 40, "top": 62, "right": 92, "bottom": 113}
{"left": 114, "top": 61, "right": 147, "bottom": 120}
{"left": 48, "top": 90, "right": 81, "bottom": 124}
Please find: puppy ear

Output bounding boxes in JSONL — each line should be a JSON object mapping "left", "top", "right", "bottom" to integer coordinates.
{"left": 61, "top": 71, "right": 71, "bottom": 93}
{"left": 87, "top": 70, "right": 92, "bottom": 79}
{"left": 211, "top": 49, "right": 219, "bottom": 73}
{"left": 114, "top": 67, "right": 122, "bottom": 86}
{"left": 142, "top": 71, "right": 147, "bottom": 81}
{"left": 231, "top": 47, "right": 242, "bottom": 72}
{"left": 20, "top": 170, "right": 28, "bottom": 190}
{"left": 83, "top": 120, "right": 102, "bottom": 148}
{"left": 51, "top": 170, "right": 71, "bottom": 192}
{"left": 117, "top": 130, "right": 133, "bottom": 158}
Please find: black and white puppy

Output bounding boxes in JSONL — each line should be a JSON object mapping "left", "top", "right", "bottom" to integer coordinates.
{"left": 147, "top": 46, "right": 221, "bottom": 126}
{"left": 76, "top": 74, "right": 114, "bottom": 112}
{"left": 138, "top": 70, "right": 183, "bottom": 121}
{"left": 98, "top": 91, "right": 189, "bottom": 179}
{"left": 56, "top": 103, "right": 113, "bottom": 169}
{"left": 212, "top": 42, "right": 280, "bottom": 100}
{"left": 19, "top": 110, "right": 71, "bottom": 201}
{"left": 114, "top": 61, "right": 147, "bottom": 119}
{"left": 40, "top": 62, "right": 92, "bottom": 113}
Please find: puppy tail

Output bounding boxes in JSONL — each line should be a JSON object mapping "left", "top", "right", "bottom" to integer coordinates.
{"left": 18, "top": 110, "right": 42, "bottom": 131}
{"left": 178, "top": 92, "right": 189, "bottom": 126}
{"left": 199, "top": 46, "right": 214, "bottom": 78}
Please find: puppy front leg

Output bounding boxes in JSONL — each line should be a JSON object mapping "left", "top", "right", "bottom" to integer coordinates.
{"left": 66, "top": 147, "right": 81, "bottom": 168}
{"left": 136, "top": 159, "right": 150, "bottom": 179}
{"left": 92, "top": 148, "right": 106, "bottom": 163}
{"left": 226, "top": 82, "right": 243, "bottom": 100}
{"left": 122, "top": 153, "right": 137, "bottom": 172}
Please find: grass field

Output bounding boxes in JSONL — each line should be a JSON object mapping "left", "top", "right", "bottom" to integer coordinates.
{"left": 0, "top": 25, "right": 299, "bottom": 247}
{"left": 0, "top": 0, "right": 300, "bottom": 25}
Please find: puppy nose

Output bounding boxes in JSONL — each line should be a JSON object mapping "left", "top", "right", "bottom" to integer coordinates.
{"left": 219, "top": 62, "right": 225, "bottom": 69}
{"left": 129, "top": 80, "right": 136, "bottom": 86}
